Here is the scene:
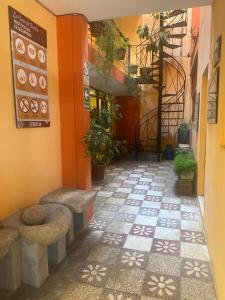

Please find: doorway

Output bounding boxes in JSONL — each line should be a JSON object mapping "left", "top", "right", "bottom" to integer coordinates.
{"left": 197, "top": 66, "right": 209, "bottom": 216}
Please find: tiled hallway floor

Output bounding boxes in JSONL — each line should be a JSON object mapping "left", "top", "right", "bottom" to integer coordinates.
{"left": 2, "top": 161, "right": 216, "bottom": 300}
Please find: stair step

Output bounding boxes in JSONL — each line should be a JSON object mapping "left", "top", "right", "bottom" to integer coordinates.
{"left": 162, "top": 110, "right": 184, "bottom": 113}
{"left": 152, "top": 60, "right": 159, "bottom": 65}
{"left": 164, "top": 42, "right": 181, "bottom": 50}
{"left": 163, "top": 52, "right": 172, "bottom": 58}
{"left": 138, "top": 77, "right": 158, "bottom": 84}
{"left": 162, "top": 93, "right": 176, "bottom": 97}
{"left": 163, "top": 21, "right": 187, "bottom": 29}
{"left": 164, "top": 9, "right": 186, "bottom": 20}
{"left": 167, "top": 33, "right": 186, "bottom": 39}
{"left": 153, "top": 84, "right": 166, "bottom": 90}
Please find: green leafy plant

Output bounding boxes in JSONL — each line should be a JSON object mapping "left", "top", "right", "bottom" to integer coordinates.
{"left": 125, "top": 76, "right": 141, "bottom": 97}
{"left": 173, "top": 153, "right": 197, "bottom": 177}
{"left": 84, "top": 104, "right": 124, "bottom": 165}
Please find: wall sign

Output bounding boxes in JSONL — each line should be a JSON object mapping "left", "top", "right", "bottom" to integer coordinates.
{"left": 9, "top": 6, "right": 50, "bottom": 128}
{"left": 83, "top": 61, "right": 90, "bottom": 111}
{"left": 193, "top": 92, "right": 200, "bottom": 131}
{"left": 208, "top": 67, "right": 220, "bottom": 124}
{"left": 214, "top": 35, "right": 222, "bottom": 67}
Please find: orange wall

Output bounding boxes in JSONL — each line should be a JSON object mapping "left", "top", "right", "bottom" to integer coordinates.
{"left": 57, "top": 15, "right": 91, "bottom": 190}
{"left": 115, "top": 96, "right": 140, "bottom": 149}
{"left": 0, "top": 0, "right": 62, "bottom": 220}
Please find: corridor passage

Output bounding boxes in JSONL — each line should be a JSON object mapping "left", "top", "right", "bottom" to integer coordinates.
{"left": 8, "top": 162, "right": 216, "bottom": 300}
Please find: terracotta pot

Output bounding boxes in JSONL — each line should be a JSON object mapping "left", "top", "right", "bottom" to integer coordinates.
{"left": 180, "top": 171, "right": 195, "bottom": 180}
{"left": 89, "top": 21, "right": 106, "bottom": 37}
{"left": 116, "top": 48, "right": 126, "bottom": 60}
{"left": 177, "top": 179, "right": 194, "bottom": 196}
{"left": 91, "top": 164, "right": 106, "bottom": 180}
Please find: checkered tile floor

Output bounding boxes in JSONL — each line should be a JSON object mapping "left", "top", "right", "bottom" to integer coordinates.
{"left": 5, "top": 161, "right": 216, "bottom": 300}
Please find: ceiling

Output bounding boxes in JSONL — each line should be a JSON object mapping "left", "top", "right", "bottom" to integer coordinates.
{"left": 36, "top": 0, "right": 212, "bottom": 21}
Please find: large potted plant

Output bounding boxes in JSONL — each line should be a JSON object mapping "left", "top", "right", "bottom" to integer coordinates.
{"left": 84, "top": 104, "right": 123, "bottom": 180}
{"left": 173, "top": 153, "right": 197, "bottom": 195}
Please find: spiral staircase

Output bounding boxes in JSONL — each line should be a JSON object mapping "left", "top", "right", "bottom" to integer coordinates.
{"left": 130, "top": 10, "right": 187, "bottom": 161}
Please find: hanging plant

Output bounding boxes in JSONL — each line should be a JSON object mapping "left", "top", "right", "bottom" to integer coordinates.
{"left": 89, "top": 21, "right": 106, "bottom": 37}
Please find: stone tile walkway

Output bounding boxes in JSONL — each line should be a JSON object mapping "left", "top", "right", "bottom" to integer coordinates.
{"left": 1, "top": 161, "right": 216, "bottom": 300}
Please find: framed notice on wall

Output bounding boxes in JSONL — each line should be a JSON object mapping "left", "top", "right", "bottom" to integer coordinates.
{"left": 208, "top": 67, "right": 220, "bottom": 124}
{"left": 8, "top": 6, "right": 50, "bottom": 128}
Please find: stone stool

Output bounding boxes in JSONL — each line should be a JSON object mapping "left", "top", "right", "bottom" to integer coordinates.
{"left": 0, "top": 229, "right": 22, "bottom": 291}
{"left": 40, "top": 188, "right": 97, "bottom": 242}
{"left": 3, "top": 204, "right": 72, "bottom": 288}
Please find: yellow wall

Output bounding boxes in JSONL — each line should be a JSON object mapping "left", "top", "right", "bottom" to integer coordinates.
{"left": 0, "top": 0, "right": 62, "bottom": 220}
{"left": 203, "top": 0, "right": 225, "bottom": 298}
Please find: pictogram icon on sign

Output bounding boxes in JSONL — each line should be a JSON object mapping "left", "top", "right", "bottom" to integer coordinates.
{"left": 40, "top": 101, "right": 48, "bottom": 114}
{"left": 31, "top": 99, "right": 39, "bottom": 113}
{"left": 19, "top": 97, "right": 29, "bottom": 113}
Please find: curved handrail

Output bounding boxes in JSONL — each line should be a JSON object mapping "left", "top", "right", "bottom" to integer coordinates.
{"left": 133, "top": 10, "right": 187, "bottom": 149}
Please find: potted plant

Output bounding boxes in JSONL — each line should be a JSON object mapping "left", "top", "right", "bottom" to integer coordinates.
{"left": 173, "top": 153, "right": 197, "bottom": 195}
{"left": 89, "top": 21, "right": 106, "bottom": 37}
{"left": 129, "top": 64, "right": 138, "bottom": 74}
{"left": 178, "top": 122, "right": 191, "bottom": 144}
{"left": 84, "top": 104, "right": 124, "bottom": 180}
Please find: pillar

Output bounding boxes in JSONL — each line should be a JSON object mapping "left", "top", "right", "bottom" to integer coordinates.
{"left": 57, "top": 15, "right": 91, "bottom": 190}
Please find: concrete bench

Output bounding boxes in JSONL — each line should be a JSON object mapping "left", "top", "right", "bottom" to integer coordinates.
{"left": 40, "top": 188, "right": 97, "bottom": 242}
{"left": 3, "top": 204, "right": 72, "bottom": 288}
{"left": 0, "top": 229, "right": 22, "bottom": 291}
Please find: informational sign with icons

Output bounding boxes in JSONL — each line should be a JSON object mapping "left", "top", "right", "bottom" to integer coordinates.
{"left": 83, "top": 61, "right": 90, "bottom": 111}
{"left": 9, "top": 6, "right": 50, "bottom": 128}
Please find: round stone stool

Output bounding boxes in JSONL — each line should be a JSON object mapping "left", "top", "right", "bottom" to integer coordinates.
{"left": 3, "top": 204, "right": 72, "bottom": 288}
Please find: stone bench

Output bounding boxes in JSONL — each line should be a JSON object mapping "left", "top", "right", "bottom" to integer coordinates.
{"left": 3, "top": 204, "right": 72, "bottom": 288}
{"left": 0, "top": 229, "right": 22, "bottom": 291}
{"left": 40, "top": 188, "right": 97, "bottom": 242}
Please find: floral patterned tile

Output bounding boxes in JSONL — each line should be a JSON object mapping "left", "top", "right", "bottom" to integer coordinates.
{"left": 139, "top": 207, "right": 160, "bottom": 217}
{"left": 88, "top": 219, "right": 109, "bottom": 231}
{"left": 181, "top": 258, "right": 212, "bottom": 282}
{"left": 100, "top": 289, "right": 141, "bottom": 300}
{"left": 125, "top": 199, "right": 143, "bottom": 207}
{"left": 161, "top": 203, "right": 181, "bottom": 211}
{"left": 121, "top": 183, "right": 136, "bottom": 188}
{"left": 157, "top": 217, "right": 181, "bottom": 229}
{"left": 100, "top": 232, "right": 127, "bottom": 248}
{"left": 79, "top": 262, "right": 109, "bottom": 287}
{"left": 102, "top": 203, "right": 121, "bottom": 212}
{"left": 181, "top": 230, "right": 206, "bottom": 245}
{"left": 114, "top": 212, "right": 137, "bottom": 223}
{"left": 132, "top": 189, "right": 147, "bottom": 195}
{"left": 136, "top": 181, "right": 151, "bottom": 186}
{"left": 119, "top": 249, "right": 149, "bottom": 270}
{"left": 181, "top": 212, "right": 200, "bottom": 221}
{"left": 113, "top": 192, "right": 129, "bottom": 199}
{"left": 145, "top": 195, "right": 162, "bottom": 202}
{"left": 130, "top": 224, "right": 155, "bottom": 238}
{"left": 151, "top": 238, "right": 180, "bottom": 256}
{"left": 142, "top": 272, "right": 180, "bottom": 299}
